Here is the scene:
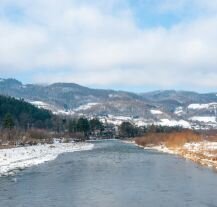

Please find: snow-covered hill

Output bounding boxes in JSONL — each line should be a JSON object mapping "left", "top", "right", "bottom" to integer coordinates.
{"left": 0, "top": 78, "right": 217, "bottom": 129}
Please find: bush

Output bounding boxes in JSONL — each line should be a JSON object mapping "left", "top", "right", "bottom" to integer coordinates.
{"left": 165, "top": 131, "right": 202, "bottom": 148}
{"left": 0, "top": 129, "right": 24, "bottom": 146}
{"left": 135, "top": 133, "right": 167, "bottom": 146}
{"left": 26, "top": 129, "right": 52, "bottom": 140}
{"left": 135, "top": 130, "right": 202, "bottom": 148}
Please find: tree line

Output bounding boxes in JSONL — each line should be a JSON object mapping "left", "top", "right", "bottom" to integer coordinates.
{"left": 67, "top": 117, "right": 104, "bottom": 137}
{"left": 118, "top": 121, "right": 183, "bottom": 139}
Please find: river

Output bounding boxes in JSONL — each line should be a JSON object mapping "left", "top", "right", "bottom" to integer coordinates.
{"left": 0, "top": 140, "right": 216, "bottom": 207}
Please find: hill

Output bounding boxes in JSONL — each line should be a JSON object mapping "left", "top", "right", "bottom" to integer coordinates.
{"left": 0, "top": 95, "right": 52, "bottom": 129}
{"left": 0, "top": 78, "right": 216, "bottom": 129}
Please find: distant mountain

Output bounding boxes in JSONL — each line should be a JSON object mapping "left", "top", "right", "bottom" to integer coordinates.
{"left": 142, "top": 90, "right": 217, "bottom": 105}
{"left": 0, "top": 78, "right": 151, "bottom": 116}
{"left": 0, "top": 78, "right": 216, "bottom": 129}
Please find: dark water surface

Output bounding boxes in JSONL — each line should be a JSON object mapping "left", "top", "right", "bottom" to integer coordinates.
{"left": 0, "top": 140, "right": 217, "bottom": 207}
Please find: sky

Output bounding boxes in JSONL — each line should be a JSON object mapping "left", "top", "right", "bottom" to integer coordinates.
{"left": 0, "top": 0, "right": 217, "bottom": 92}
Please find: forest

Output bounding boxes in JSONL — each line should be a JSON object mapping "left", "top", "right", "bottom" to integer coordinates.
{"left": 0, "top": 95, "right": 52, "bottom": 129}
{"left": 0, "top": 95, "right": 106, "bottom": 145}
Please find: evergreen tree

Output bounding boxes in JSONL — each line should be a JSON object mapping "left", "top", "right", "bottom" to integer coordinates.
{"left": 77, "top": 117, "right": 90, "bottom": 134}
{"left": 90, "top": 118, "right": 104, "bottom": 131}
{"left": 3, "top": 113, "right": 15, "bottom": 129}
{"left": 68, "top": 119, "right": 77, "bottom": 133}
{"left": 119, "top": 122, "right": 138, "bottom": 138}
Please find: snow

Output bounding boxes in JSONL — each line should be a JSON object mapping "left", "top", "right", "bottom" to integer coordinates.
{"left": 189, "top": 116, "right": 216, "bottom": 123}
{"left": 29, "top": 100, "right": 75, "bottom": 115}
{"left": 108, "top": 115, "right": 131, "bottom": 121}
{"left": 184, "top": 142, "right": 217, "bottom": 159}
{"left": 177, "top": 120, "right": 192, "bottom": 128}
{"left": 134, "top": 139, "right": 217, "bottom": 169}
{"left": 30, "top": 101, "right": 49, "bottom": 107}
{"left": 54, "top": 109, "right": 75, "bottom": 116}
{"left": 150, "top": 109, "right": 163, "bottom": 115}
{"left": 174, "top": 107, "right": 183, "bottom": 115}
{"left": 188, "top": 103, "right": 217, "bottom": 110}
{"left": 108, "top": 94, "right": 123, "bottom": 98}
{"left": 184, "top": 142, "right": 217, "bottom": 152}
{"left": 159, "top": 119, "right": 191, "bottom": 128}
{"left": 143, "top": 145, "right": 176, "bottom": 154}
{"left": 0, "top": 142, "right": 94, "bottom": 176}
{"left": 108, "top": 94, "right": 117, "bottom": 98}
{"left": 74, "top": 103, "right": 99, "bottom": 111}
{"left": 100, "top": 115, "right": 193, "bottom": 128}
{"left": 106, "top": 119, "right": 123, "bottom": 125}
{"left": 138, "top": 141, "right": 217, "bottom": 169}
{"left": 134, "top": 119, "right": 148, "bottom": 127}
{"left": 100, "top": 115, "right": 132, "bottom": 126}
{"left": 29, "top": 101, "right": 51, "bottom": 110}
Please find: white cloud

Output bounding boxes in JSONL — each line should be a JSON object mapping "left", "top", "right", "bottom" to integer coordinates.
{"left": 0, "top": 0, "right": 217, "bottom": 91}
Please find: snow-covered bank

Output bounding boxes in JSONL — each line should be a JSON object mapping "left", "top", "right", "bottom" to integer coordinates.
{"left": 0, "top": 143, "right": 94, "bottom": 176}
{"left": 134, "top": 141, "right": 217, "bottom": 170}
{"left": 143, "top": 145, "right": 177, "bottom": 154}
{"left": 182, "top": 142, "right": 217, "bottom": 169}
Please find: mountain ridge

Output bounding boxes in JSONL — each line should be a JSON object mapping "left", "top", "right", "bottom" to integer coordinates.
{"left": 0, "top": 78, "right": 216, "bottom": 129}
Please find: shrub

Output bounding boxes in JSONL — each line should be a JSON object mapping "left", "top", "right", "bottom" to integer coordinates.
{"left": 135, "top": 133, "right": 168, "bottom": 146}
{"left": 27, "top": 129, "right": 52, "bottom": 140}
{"left": 165, "top": 131, "right": 202, "bottom": 148}
{"left": 135, "top": 130, "right": 202, "bottom": 148}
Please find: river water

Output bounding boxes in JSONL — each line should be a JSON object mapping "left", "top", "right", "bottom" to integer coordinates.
{"left": 0, "top": 140, "right": 217, "bottom": 207}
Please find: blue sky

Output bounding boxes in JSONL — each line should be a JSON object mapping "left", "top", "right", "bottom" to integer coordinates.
{"left": 0, "top": 0, "right": 217, "bottom": 92}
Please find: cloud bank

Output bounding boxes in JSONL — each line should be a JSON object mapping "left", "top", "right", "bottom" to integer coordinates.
{"left": 0, "top": 0, "right": 217, "bottom": 91}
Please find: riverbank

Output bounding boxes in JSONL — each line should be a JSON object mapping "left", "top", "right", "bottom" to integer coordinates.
{"left": 0, "top": 142, "right": 94, "bottom": 176}
{"left": 134, "top": 140, "right": 217, "bottom": 170}
{"left": 179, "top": 142, "right": 217, "bottom": 169}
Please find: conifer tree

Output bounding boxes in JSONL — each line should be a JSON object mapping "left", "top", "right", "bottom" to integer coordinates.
{"left": 3, "top": 113, "right": 15, "bottom": 129}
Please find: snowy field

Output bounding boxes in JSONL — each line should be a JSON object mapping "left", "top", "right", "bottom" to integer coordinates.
{"left": 188, "top": 103, "right": 217, "bottom": 110}
{"left": 0, "top": 143, "right": 94, "bottom": 176}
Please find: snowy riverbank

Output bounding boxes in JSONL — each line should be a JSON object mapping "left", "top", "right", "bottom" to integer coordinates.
{"left": 131, "top": 140, "right": 217, "bottom": 170}
{"left": 0, "top": 142, "right": 94, "bottom": 176}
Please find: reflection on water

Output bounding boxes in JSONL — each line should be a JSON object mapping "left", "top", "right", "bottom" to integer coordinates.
{"left": 0, "top": 140, "right": 217, "bottom": 207}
